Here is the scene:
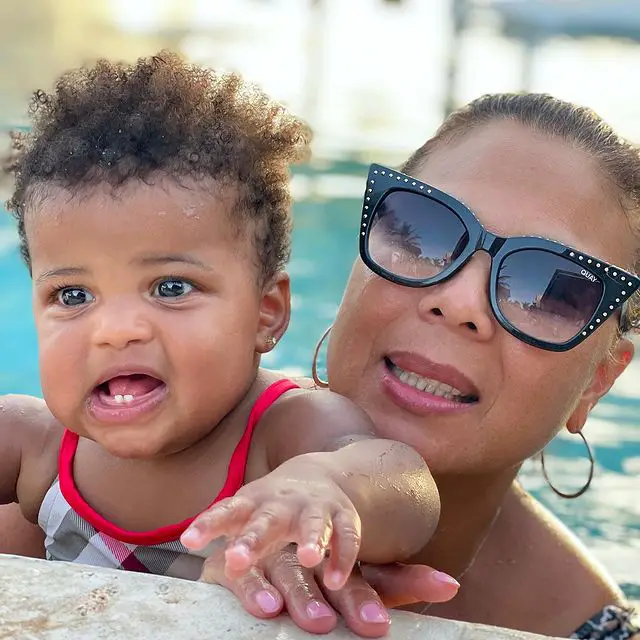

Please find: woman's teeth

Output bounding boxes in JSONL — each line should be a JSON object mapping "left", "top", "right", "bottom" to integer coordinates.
{"left": 389, "top": 363, "right": 473, "bottom": 402}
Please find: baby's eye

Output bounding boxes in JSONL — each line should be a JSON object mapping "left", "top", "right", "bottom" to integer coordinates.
{"left": 153, "top": 279, "right": 194, "bottom": 298}
{"left": 56, "top": 288, "right": 94, "bottom": 307}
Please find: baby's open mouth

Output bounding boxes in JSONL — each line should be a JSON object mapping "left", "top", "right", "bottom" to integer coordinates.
{"left": 95, "top": 374, "right": 166, "bottom": 407}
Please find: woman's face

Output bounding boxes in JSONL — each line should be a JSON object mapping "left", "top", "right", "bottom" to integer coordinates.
{"left": 328, "top": 121, "right": 636, "bottom": 475}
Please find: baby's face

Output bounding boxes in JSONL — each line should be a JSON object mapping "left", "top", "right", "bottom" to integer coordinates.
{"left": 25, "top": 178, "right": 287, "bottom": 459}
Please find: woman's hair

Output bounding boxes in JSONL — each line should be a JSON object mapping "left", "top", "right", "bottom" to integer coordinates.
{"left": 402, "top": 92, "right": 640, "bottom": 332}
{"left": 3, "top": 51, "right": 312, "bottom": 284}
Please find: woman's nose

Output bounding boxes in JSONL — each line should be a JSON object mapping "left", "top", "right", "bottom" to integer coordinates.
{"left": 417, "top": 253, "right": 495, "bottom": 341}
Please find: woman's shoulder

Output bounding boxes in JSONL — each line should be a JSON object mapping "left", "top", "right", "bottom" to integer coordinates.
{"left": 496, "top": 484, "right": 630, "bottom": 634}
{"left": 509, "top": 483, "right": 623, "bottom": 589}
{"left": 464, "top": 483, "right": 631, "bottom": 637}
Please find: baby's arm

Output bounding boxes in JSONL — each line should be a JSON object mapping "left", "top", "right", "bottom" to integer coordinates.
{"left": 182, "top": 389, "right": 439, "bottom": 589}
{"left": 261, "top": 389, "right": 439, "bottom": 562}
{"left": 0, "top": 395, "right": 62, "bottom": 523}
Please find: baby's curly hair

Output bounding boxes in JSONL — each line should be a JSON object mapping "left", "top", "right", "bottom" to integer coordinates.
{"left": 3, "top": 51, "right": 312, "bottom": 282}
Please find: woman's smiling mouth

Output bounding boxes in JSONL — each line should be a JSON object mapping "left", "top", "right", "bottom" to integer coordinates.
{"left": 381, "top": 354, "right": 479, "bottom": 415}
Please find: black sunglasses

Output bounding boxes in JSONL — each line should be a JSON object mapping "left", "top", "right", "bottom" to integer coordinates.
{"left": 359, "top": 164, "right": 640, "bottom": 352}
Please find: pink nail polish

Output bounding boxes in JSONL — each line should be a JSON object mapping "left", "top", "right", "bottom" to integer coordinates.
{"left": 432, "top": 571, "right": 460, "bottom": 587}
{"left": 306, "top": 600, "right": 333, "bottom": 619}
{"left": 255, "top": 590, "right": 280, "bottom": 614}
{"left": 359, "top": 602, "right": 389, "bottom": 624}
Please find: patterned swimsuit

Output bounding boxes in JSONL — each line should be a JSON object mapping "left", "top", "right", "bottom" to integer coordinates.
{"left": 38, "top": 379, "right": 298, "bottom": 579}
{"left": 572, "top": 605, "right": 639, "bottom": 639}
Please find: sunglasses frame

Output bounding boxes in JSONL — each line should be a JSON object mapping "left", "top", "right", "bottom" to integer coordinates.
{"left": 359, "top": 164, "right": 640, "bottom": 352}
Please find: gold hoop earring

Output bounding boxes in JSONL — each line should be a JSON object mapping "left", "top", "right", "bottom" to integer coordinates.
{"left": 311, "top": 325, "right": 332, "bottom": 389}
{"left": 541, "top": 431, "right": 594, "bottom": 499}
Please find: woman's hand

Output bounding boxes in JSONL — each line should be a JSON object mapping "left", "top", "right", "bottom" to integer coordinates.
{"left": 199, "top": 544, "right": 459, "bottom": 638}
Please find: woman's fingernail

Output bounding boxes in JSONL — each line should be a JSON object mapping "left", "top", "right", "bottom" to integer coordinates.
{"left": 359, "top": 602, "right": 390, "bottom": 624}
{"left": 306, "top": 600, "right": 333, "bottom": 619}
{"left": 255, "top": 590, "right": 280, "bottom": 614}
{"left": 432, "top": 571, "right": 460, "bottom": 587}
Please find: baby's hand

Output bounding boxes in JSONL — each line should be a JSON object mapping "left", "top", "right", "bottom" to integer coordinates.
{"left": 180, "top": 465, "right": 361, "bottom": 591}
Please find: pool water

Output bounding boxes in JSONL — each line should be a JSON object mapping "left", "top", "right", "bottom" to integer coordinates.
{"left": 1, "top": 172, "right": 638, "bottom": 603}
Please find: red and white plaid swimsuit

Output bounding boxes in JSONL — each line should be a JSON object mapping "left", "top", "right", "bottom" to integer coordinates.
{"left": 38, "top": 379, "right": 298, "bottom": 580}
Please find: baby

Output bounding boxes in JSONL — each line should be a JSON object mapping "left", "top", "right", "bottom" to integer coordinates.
{"left": 0, "top": 52, "right": 439, "bottom": 595}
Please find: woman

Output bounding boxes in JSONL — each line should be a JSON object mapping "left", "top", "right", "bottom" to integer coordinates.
{"left": 2, "top": 93, "right": 639, "bottom": 638}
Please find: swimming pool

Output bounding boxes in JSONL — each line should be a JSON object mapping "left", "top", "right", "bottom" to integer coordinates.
{"left": 1, "top": 171, "right": 638, "bottom": 603}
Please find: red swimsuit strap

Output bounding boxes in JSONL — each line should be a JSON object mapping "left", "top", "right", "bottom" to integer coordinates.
{"left": 58, "top": 378, "right": 300, "bottom": 545}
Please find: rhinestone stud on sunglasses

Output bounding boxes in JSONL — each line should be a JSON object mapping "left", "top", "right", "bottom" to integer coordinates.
{"left": 359, "top": 164, "right": 640, "bottom": 352}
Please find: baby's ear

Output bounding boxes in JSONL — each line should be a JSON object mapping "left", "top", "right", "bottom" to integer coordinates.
{"left": 566, "top": 338, "right": 633, "bottom": 433}
{"left": 255, "top": 272, "right": 290, "bottom": 354}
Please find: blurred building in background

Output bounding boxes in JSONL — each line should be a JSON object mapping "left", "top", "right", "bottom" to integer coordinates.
{"left": 1, "top": 0, "right": 640, "bottom": 163}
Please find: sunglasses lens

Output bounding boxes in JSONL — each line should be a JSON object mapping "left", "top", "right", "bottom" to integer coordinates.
{"left": 496, "top": 250, "right": 603, "bottom": 344}
{"left": 367, "top": 190, "right": 469, "bottom": 281}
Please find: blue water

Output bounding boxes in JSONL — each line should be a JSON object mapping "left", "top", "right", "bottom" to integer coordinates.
{"left": 1, "top": 178, "right": 638, "bottom": 602}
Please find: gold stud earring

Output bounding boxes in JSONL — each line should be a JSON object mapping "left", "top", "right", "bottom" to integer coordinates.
{"left": 265, "top": 336, "right": 277, "bottom": 349}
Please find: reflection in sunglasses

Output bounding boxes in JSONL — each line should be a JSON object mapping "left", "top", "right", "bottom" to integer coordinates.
{"left": 360, "top": 164, "right": 640, "bottom": 350}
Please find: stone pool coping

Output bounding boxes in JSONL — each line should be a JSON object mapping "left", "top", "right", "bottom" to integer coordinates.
{"left": 0, "top": 554, "right": 566, "bottom": 639}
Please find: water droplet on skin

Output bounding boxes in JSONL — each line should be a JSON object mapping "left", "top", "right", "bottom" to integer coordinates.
{"left": 157, "top": 210, "right": 166, "bottom": 216}
{"left": 183, "top": 206, "right": 198, "bottom": 218}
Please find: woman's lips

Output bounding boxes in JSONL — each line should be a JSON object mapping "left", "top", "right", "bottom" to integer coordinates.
{"left": 384, "top": 352, "right": 480, "bottom": 398}
{"left": 380, "top": 354, "right": 479, "bottom": 416}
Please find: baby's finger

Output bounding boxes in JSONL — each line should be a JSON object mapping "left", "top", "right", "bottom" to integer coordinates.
{"left": 323, "top": 509, "right": 362, "bottom": 591}
{"left": 181, "top": 496, "right": 255, "bottom": 550}
{"left": 224, "top": 503, "right": 293, "bottom": 575}
{"left": 295, "top": 505, "right": 332, "bottom": 569}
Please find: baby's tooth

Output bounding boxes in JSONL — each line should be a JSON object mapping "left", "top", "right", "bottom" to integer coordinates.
{"left": 114, "top": 394, "right": 124, "bottom": 404}
{"left": 123, "top": 394, "right": 134, "bottom": 403}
